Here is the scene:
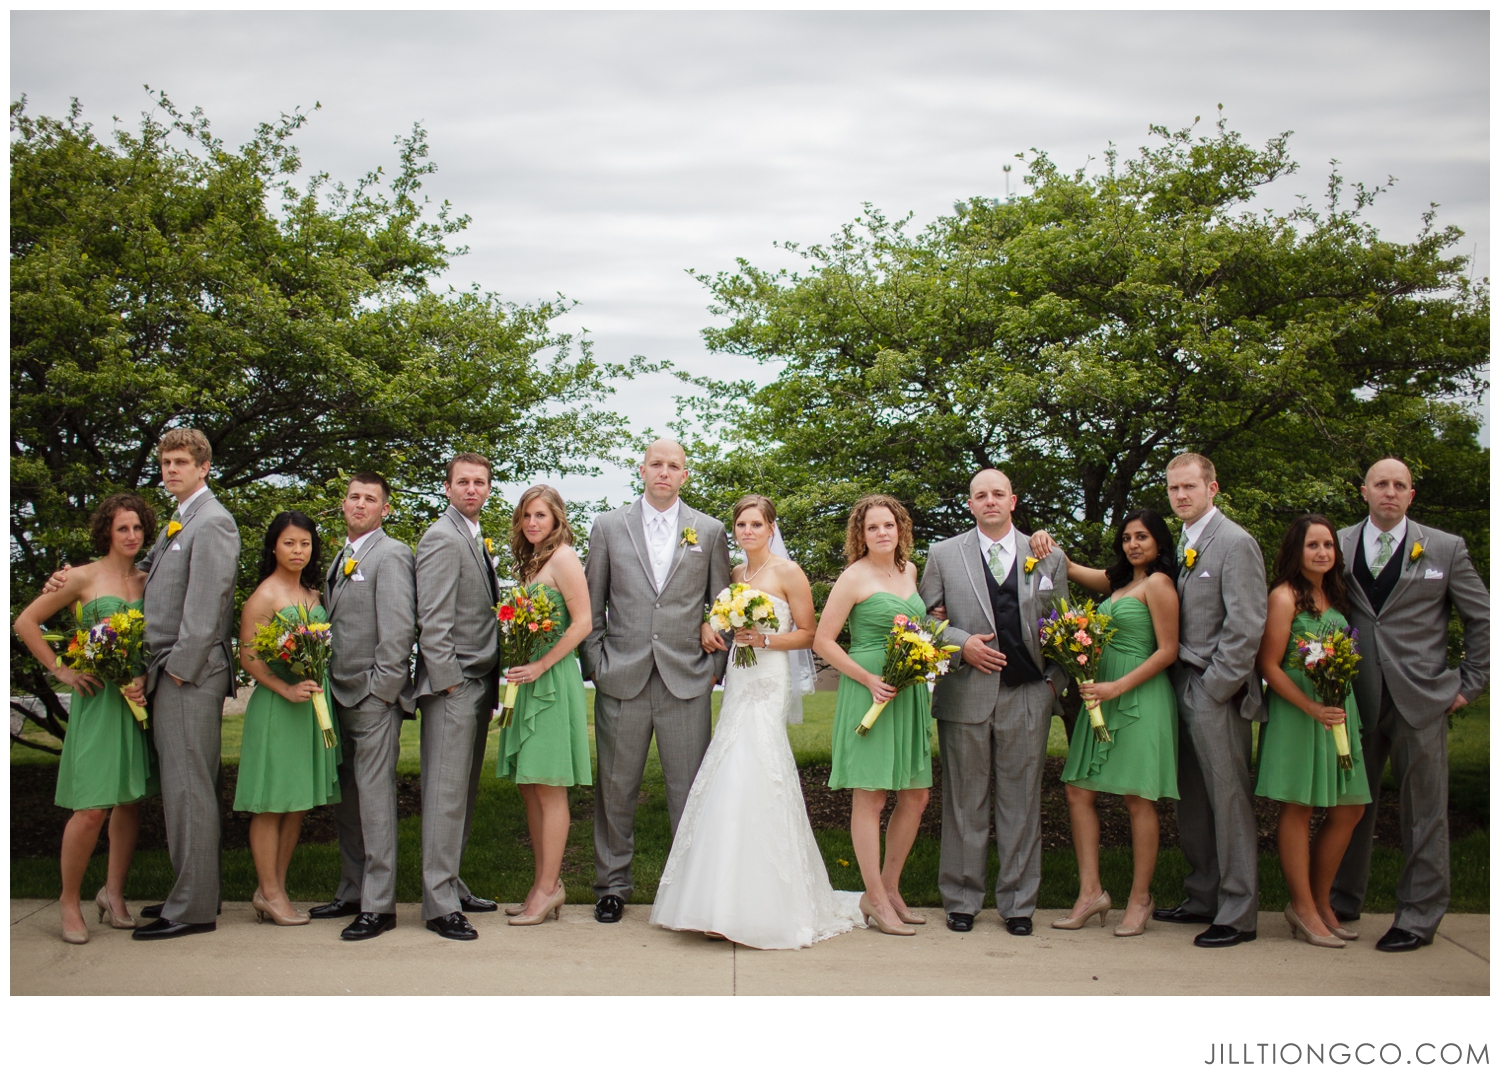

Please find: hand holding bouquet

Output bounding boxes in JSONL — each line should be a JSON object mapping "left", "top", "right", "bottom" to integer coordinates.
{"left": 46, "top": 601, "right": 150, "bottom": 728}
{"left": 856, "top": 613, "right": 959, "bottom": 737}
{"left": 495, "top": 585, "right": 565, "bottom": 726}
{"left": 1295, "top": 627, "right": 1361, "bottom": 771}
{"left": 1039, "top": 599, "right": 1118, "bottom": 743}
{"left": 250, "top": 606, "right": 336, "bottom": 748}
{"left": 708, "top": 584, "right": 781, "bottom": 667}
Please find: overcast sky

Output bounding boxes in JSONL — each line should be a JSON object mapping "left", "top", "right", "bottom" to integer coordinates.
{"left": 12, "top": 10, "right": 1490, "bottom": 506}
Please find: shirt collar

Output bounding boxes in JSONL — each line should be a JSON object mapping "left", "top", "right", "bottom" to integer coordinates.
{"left": 346, "top": 527, "right": 381, "bottom": 556}
{"left": 642, "top": 498, "right": 681, "bottom": 531}
{"left": 1184, "top": 505, "right": 1218, "bottom": 546}
{"left": 976, "top": 526, "right": 1015, "bottom": 555}
{"left": 176, "top": 484, "right": 210, "bottom": 514}
{"left": 1366, "top": 515, "right": 1408, "bottom": 546}
{"left": 464, "top": 515, "right": 482, "bottom": 540}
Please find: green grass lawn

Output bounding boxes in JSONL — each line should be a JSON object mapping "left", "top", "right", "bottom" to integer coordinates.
{"left": 10, "top": 691, "right": 1488, "bottom": 912}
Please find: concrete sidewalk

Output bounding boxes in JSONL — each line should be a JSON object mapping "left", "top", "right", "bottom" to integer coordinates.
{"left": 10, "top": 899, "right": 1488, "bottom": 995}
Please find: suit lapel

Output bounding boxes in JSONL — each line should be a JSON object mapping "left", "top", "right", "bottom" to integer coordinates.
{"left": 959, "top": 530, "right": 997, "bottom": 634}
{"left": 447, "top": 505, "right": 493, "bottom": 597}
{"left": 327, "top": 529, "right": 383, "bottom": 616}
{"left": 1381, "top": 521, "right": 1424, "bottom": 616}
{"left": 623, "top": 499, "right": 659, "bottom": 594}
{"left": 1340, "top": 525, "right": 1376, "bottom": 620}
{"left": 659, "top": 504, "right": 694, "bottom": 593}
{"left": 1014, "top": 530, "right": 1045, "bottom": 666}
{"left": 1177, "top": 510, "right": 1224, "bottom": 594}
{"left": 146, "top": 488, "right": 214, "bottom": 587}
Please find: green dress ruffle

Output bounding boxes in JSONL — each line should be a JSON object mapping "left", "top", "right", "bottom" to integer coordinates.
{"left": 1060, "top": 594, "right": 1179, "bottom": 801}
{"left": 55, "top": 596, "right": 159, "bottom": 810}
{"left": 1254, "top": 608, "right": 1371, "bottom": 807}
{"left": 496, "top": 585, "right": 592, "bottom": 787}
{"left": 829, "top": 591, "right": 933, "bottom": 792}
{"left": 233, "top": 604, "right": 341, "bottom": 814}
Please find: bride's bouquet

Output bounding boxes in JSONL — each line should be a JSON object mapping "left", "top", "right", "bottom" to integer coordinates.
{"left": 856, "top": 614, "right": 959, "bottom": 737}
{"left": 250, "top": 606, "right": 337, "bottom": 748}
{"left": 495, "top": 584, "right": 565, "bottom": 727}
{"left": 1294, "top": 626, "right": 1361, "bottom": 771}
{"left": 46, "top": 601, "right": 150, "bottom": 729}
{"left": 1038, "top": 598, "right": 1117, "bottom": 743}
{"left": 708, "top": 583, "right": 780, "bottom": 668}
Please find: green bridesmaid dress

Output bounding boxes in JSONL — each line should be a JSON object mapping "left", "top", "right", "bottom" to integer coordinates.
{"left": 496, "top": 585, "right": 592, "bottom": 787}
{"left": 233, "top": 604, "right": 341, "bottom": 814}
{"left": 1255, "top": 608, "right": 1371, "bottom": 807}
{"left": 1060, "top": 594, "right": 1179, "bottom": 800}
{"left": 829, "top": 591, "right": 933, "bottom": 792}
{"left": 55, "top": 597, "right": 159, "bottom": 810}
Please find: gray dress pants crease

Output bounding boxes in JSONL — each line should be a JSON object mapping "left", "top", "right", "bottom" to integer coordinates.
{"left": 151, "top": 668, "right": 230, "bottom": 924}
{"left": 1330, "top": 686, "right": 1450, "bottom": 940}
{"left": 592, "top": 667, "right": 712, "bottom": 901}
{"left": 937, "top": 679, "right": 1052, "bottom": 918}
{"left": 417, "top": 676, "right": 492, "bottom": 921}
{"left": 332, "top": 695, "right": 404, "bottom": 914}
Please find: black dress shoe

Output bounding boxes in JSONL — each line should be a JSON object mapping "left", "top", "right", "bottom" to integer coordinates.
{"left": 1334, "top": 909, "right": 1361, "bottom": 923}
{"left": 1153, "top": 902, "right": 1215, "bottom": 925}
{"left": 132, "top": 918, "right": 216, "bottom": 940}
{"left": 342, "top": 912, "right": 397, "bottom": 941}
{"left": 459, "top": 895, "right": 498, "bottom": 914}
{"left": 310, "top": 899, "right": 360, "bottom": 919}
{"left": 946, "top": 912, "right": 975, "bottom": 933}
{"left": 1004, "top": 917, "right": 1033, "bottom": 936}
{"left": 426, "top": 912, "right": 477, "bottom": 941}
{"left": 139, "top": 903, "right": 164, "bottom": 919}
{"left": 1375, "top": 926, "right": 1432, "bottom": 953}
{"left": 1193, "top": 924, "right": 1257, "bottom": 948}
{"left": 594, "top": 895, "right": 625, "bottom": 923}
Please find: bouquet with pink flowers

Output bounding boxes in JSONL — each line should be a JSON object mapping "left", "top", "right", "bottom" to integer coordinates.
{"left": 1038, "top": 598, "right": 1118, "bottom": 743}
{"left": 1294, "top": 626, "right": 1361, "bottom": 771}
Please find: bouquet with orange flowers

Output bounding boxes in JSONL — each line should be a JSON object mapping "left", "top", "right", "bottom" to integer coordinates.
{"left": 494, "top": 584, "right": 565, "bottom": 727}
{"left": 249, "top": 605, "right": 336, "bottom": 747}
{"left": 45, "top": 601, "right": 150, "bottom": 728}
{"left": 1038, "top": 598, "right": 1118, "bottom": 743}
{"left": 855, "top": 613, "right": 960, "bottom": 737}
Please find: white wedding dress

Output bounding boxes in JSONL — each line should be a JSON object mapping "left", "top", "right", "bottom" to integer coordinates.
{"left": 650, "top": 597, "right": 865, "bottom": 949}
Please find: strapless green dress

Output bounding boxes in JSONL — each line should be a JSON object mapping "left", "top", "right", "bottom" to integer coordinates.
{"left": 233, "top": 604, "right": 341, "bottom": 813}
{"left": 1255, "top": 608, "right": 1371, "bottom": 807}
{"left": 496, "top": 585, "right": 592, "bottom": 786}
{"left": 55, "top": 597, "right": 159, "bottom": 810}
{"left": 829, "top": 591, "right": 933, "bottom": 791}
{"left": 1060, "top": 594, "right": 1179, "bottom": 800}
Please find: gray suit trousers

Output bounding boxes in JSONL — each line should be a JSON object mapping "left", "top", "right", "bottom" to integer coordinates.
{"left": 937, "top": 679, "right": 1053, "bottom": 918}
{"left": 592, "top": 668, "right": 712, "bottom": 900}
{"left": 418, "top": 677, "right": 491, "bottom": 920}
{"left": 151, "top": 669, "right": 230, "bottom": 924}
{"left": 1173, "top": 668, "right": 1258, "bottom": 931}
{"left": 332, "top": 696, "right": 404, "bottom": 914}
{"left": 1330, "top": 685, "right": 1449, "bottom": 939}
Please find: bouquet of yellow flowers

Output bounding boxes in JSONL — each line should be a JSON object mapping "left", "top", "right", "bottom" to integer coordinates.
{"left": 495, "top": 584, "right": 565, "bottom": 727}
{"left": 1038, "top": 598, "right": 1118, "bottom": 743}
{"left": 1295, "top": 626, "right": 1361, "bottom": 771}
{"left": 250, "top": 606, "right": 336, "bottom": 748}
{"left": 856, "top": 613, "right": 959, "bottom": 737}
{"left": 708, "top": 583, "right": 781, "bottom": 667}
{"left": 46, "top": 601, "right": 150, "bottom": 728}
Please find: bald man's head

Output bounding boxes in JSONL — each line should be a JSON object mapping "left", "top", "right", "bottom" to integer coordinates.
{"left": 1361, "top": 457, "right": 1416, "bottom": 530}
{"left": 642, "top": 438, "right": 688, "bottom": 468}
{"left": 968, "top": 468, "right": 1017, "bottom": 538}
{"left": 970, "top": 468, "right": 1012, "bottom": 497}
{"left": 639, "top": 438, "right": 690, "bottom": 510}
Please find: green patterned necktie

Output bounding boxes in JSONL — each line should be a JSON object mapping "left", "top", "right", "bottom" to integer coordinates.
{"left": 1371, "top": 530, "right": 1395, "bottom": 572}
{"left": 987, "top": 542, "right": 1004, "bottom": 578}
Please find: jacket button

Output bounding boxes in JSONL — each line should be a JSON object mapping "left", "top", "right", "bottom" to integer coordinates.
{"left": 655, "top": 603, "right": 660, "bottom": 609}
{"left": 652, "top": 634, "right": 659, "bottom": 640}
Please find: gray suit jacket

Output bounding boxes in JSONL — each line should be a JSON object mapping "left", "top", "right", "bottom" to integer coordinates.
{"left": 1338, "top": 519, "right": 1490, "bottom": 730}
{"left": 138, "top": 488, "right": 241, "bottom": 696}
{"left": 324, "top": 527, "right": 417, "bottom": 711}
{"left": 1176, "top": 510, "right": 1267, "bottom": 720}
{"left": 918, "top": 528, "right": 1068, "bottom": 724}
{"left": 414, "top": 505, "right": 500, "bottom": 697}
{"left": 580, "top": 498, "right": 732, "bottom": 701}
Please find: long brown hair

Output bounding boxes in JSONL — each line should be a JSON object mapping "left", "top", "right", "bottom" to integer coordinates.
{"left": 510, "top": 485, "right": 574, "bottom": 582}
{"left": 1270, "top": 513, "right": 1349, "bottom": 616}
{"left": 844, "top": 494, "right": 914, "bottom": 572}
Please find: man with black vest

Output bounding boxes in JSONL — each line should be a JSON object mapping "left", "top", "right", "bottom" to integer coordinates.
{"left": 1330, "top": 458, "right": 1489, "bottom": 952}
{"left": 919, "top": 469, "right": 1067, "bottom": 934}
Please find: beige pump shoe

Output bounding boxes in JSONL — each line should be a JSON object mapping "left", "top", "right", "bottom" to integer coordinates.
{"left": 1052, "top": 891, "right": 1112, "bottom": 930}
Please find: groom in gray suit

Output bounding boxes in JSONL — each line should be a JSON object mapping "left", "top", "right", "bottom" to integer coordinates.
{"left": 414, "top": 453, "right": 502, "bottom": 940}
{"left": 1152, "top": 453, "right": 1267, "bottom": 947}
{"left": 308, "top": 472, "right": 416, "bottom": 941}
{"left": 580, "top": 439, "right": 731, "bottom": 923}
{"left": 918, "top": 469, "right": 1068, "bottom": 935}
{"left": 1329, "top": 458, "right": 1489, "bottom": 952}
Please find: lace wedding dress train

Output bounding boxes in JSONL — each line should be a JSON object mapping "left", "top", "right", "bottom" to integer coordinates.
{"left": 650, "top": 597, "right": 865, "bottom": 949}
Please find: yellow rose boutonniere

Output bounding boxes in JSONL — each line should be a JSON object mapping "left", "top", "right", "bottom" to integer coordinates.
{"left": 484, "top": 537, "right": 495, "bottom": 556}
{"left": 681, "top": 526, "right": 698, "bottom": 547}
{"left": 165, "top": 521, "right": 183, "bottom": 539}
{"left": 1409, "top": 541, "right": 1424, "bottom": 564}
{"left": 343, "top": 557, "right": 358, "bottom": 577}
{"left": 1184, "top": 548, "right": 1198, "bottom": 569}
{"left": 1023, "top": 556, "right": 1039, "bottom": 574}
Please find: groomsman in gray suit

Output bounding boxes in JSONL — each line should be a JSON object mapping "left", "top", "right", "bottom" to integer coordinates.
{"left": 1329, "top": 458, "right": 1489, "bottom": 952}
{"left": 308, "top": 472, "right": 416, "bottom": 941}
{"left": 414, "top": 453, "right": 502, "bottom": 940}
{"left": 918, "top": 469, "right": 1068, "bottom": 935}
{"left": 580, "top": 439, "right": 731, "bottom": 923}
{"left": 129, "top": 429, "right": 241, "bottom": 938}
{"left": 1152, "top": 453, "right": 1267, "bottom": 947}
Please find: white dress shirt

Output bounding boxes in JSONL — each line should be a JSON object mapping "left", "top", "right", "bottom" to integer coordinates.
{"left": 642, "top": 498, "right": 681, "bottom": 591}
{"left": 1362, "top": 515, "right": 1408, "bottom": 569}
{"left": 977, "top": 526, "right": 1017, "bottom": 582}
{"left": 175, "top": 484, "right": 210, "bottom": 517}
{"left": 345, "top": 528, "right": 380, "bottom": 557}
{"left": 1181, "top": 505, "right": 1218, "bottom": 550}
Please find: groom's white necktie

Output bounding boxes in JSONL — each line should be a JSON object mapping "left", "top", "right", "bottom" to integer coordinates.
{"left": 647, "top": 513, "right": 672, "bottom": 590}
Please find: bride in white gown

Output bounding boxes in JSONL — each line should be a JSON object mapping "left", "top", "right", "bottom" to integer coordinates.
{"left": 650, "top": 495, "right": 864, "bottom": 949}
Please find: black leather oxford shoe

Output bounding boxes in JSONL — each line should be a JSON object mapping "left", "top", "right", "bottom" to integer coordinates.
{"left": 1004, "top": 917, "right": 1033, "bottom": 936}
{"left": 594, "top": 895, "right": 625, "bottom": 923}
{"left": 426, "top": 912, "right": 477, "bottom": 941}
{"left": 310, "top": 899, "right": 360, "bottom": 919}
{"left": 342, "top": 912, "right": 397, "bottom": 941}
{"left": 1153, "top": 902, "right": 1214, "bottom": 925}
{"left": 1375, "top": 927, "right": 1431, "bottom": 953}
{"left": 1193, "top": 924, "right": 1256, "bottom": 948}
{"left": 460, "top": 895, "right": 498, "bottom": 914}
{"left": 132, "top": 918, "right": 216, "bottom": 940}
{"left": 946, "top": 912, "right": 975, "bottom": 933}
{"left": 139, "top": 903, "right": 164, "bottom": 920}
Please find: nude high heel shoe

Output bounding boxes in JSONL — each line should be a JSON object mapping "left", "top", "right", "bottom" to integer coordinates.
{"left": 96, "top": 887, "right": 136, "bottom": 929}
{"left": 61, "top": 908, "right": 89, "bottom": 946}
{"left": 859, "top": 893, "right": 915, "bottom": 936}
{"left": 1052, "top": 891, "right": 1111, "bottom": 930}
{"left": 891, "top": 898, "right": 927, "bottom": 926}
{"left": 1285, "top": 904, "right": 1345, "bottom": 948}
{"left": 1114, "top": 900, "right": 1154, "bottom": 937}
{"left": 508, "top": 882, "right": 565, "bottom": 926}
{"left": 253, "top": 889, "right": 311, "bottom": 926}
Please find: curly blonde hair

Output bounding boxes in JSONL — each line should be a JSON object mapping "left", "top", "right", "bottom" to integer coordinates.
{"left": 844, "top": 494, "right": 914, "bottom": 571}
{"left": 509, "top": 485, "right": 574, "bottom": 582}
